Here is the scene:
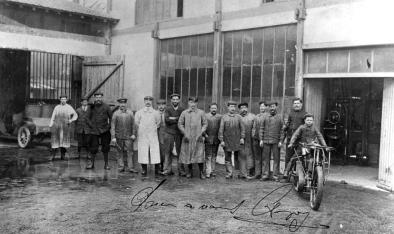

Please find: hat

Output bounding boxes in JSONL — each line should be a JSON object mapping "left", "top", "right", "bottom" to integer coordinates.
{"left": 157, "top": 99, "right": 166, "bottom": 105}
{"left": 227, "top": 100, "right": 237, "bottom": 106}
{"left": 258, "top": 100, "right": 266, "bottom": 106}
{"left": 238, "top": 102, "right": 248, "bottom": 108}
{"left": 59, "top": 94, "right": 68, "bottom": 99}
{"left": 80, "top": 97, "right": 88, "bottom": 101}
{"left": 117, "top": 98, "right": 127, "bottom": 103}
{"left": 170, "top": 93, "right": 180, "bottom": 99}
{"left": 188, "top": 97, "right": 198, "bottom": 102}
{"left": 266, "top": 101, "right": 278, "bottom": 106}
{"left": 93, "top": 92, "right": 103, "bottom": 97}
{"left": 144, "top": 96, "right": 154, "bottom": 101}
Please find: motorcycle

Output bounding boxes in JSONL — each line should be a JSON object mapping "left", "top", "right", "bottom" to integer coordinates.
{"left": 288, "top": 142, "right": 334, "bottom": 211}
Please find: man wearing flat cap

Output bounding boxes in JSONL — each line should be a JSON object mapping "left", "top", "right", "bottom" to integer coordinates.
{"left": 156, "top": 99, "right": 167, "bottom": 173}
{"left": 87, "top": 92, "right": 112, "bottom": 170}
{"left": 218, "top": 100, "right": 245, "bottom": 179}
{"left": 162, "top": 93, "right": 186, "bottom": 176}
{"left": 75, "top": 97, "right": 91, "bottom": 159}
{"left": 178, "top": 97, "right": 208, "bottom": 179}
{"left": 238, "top": 102, "right": 255, "bottom": 179}
{"left": 111, "top": 98, "right": 137, "bottom": 173}
{"left": 259, "top": 101, "right": 285, "bottom": 181}
{"left": 49, "top": 95, "right": 78, "bottom": 160}
{"left": 134, "top": 96, "right": 161, "bottom": 176}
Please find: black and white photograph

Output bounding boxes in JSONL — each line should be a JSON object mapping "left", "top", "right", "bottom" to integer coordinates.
{"left": 0, "top": 0, "right": 393, "bottom": 233}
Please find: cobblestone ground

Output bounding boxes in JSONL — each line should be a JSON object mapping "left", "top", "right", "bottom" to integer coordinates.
{"left": 0, "top": 145, "right": 393, "bottom": 234}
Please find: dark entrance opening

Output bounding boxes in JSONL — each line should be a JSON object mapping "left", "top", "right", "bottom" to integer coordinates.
{"left": 322, "top": 78, "right": 383, "bottom": 166}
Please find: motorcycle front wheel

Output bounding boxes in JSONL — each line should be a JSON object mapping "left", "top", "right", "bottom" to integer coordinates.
{"left": 310, "top": 166, "right": 324, "bottom": 211}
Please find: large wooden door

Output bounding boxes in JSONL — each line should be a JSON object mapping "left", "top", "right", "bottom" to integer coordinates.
{"left": 82, "top": 55, "right": 124, "bottom": 104}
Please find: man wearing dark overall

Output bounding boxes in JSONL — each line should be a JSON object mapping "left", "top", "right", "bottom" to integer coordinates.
{"left": 75, "top": 97, "right": 91, "bottom": 159}
{"left": 87, "top": 92, "right": 112, "bottom": 170}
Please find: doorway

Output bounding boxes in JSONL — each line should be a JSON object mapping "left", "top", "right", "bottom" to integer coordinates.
{"left": 322, "top": 78, "right": 383, "bottom": 166}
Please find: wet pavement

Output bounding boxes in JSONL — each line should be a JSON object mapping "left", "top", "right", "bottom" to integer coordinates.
{"left": 0, "top": 144, "right": 393, "bottom": 234}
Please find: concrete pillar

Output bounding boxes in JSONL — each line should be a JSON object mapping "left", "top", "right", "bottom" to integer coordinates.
{"left": 212, "top": 0, "right": 222, "bottom": 104}
{"left": 294, "top": 0, "right": 306, "bottom": 99}
{"left": 377, "top": 78, "right": 394, "bottom": 192}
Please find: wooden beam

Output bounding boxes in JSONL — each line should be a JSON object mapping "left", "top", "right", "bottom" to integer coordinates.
{"left": 212, "top": 0, "right": 222, "bottom": 105}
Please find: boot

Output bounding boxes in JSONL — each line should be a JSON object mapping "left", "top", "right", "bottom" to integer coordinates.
{"left": 155, "top": 164, "right": 161, "bottom": 176}
{"left": 225, "top": 161, "right": 233, "bottom": 179}
{"left": 51, "top": 148, "right": 57, "bottom": 161}
{"left": 198, "top": 163, "right": 205, "bottom": 180}
{"left": 103, "top": 152, "right": 110, "bottom": 170}
{"left": 141, "top": 164, "right": 147, "bottom": 176}
{"left": 60, "top": 148, "right": 66, "bottom": 160}
{"left": 86, "top": 153, "right": 95, "bottom": 169}
{"left": 186, "top": 164, "right": 193, "bottom": 178}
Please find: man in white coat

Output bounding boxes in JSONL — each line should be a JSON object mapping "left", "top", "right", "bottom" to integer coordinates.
{"left": 134, "top": 96, "right": 161, "bottom": 177}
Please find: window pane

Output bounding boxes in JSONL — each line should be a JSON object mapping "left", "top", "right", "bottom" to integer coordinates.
{"left": 263, "top": 27, "right": 274, "bottom": 65}
{"left": 285, "top": 63, "right": 295, "bottom": 96}
{"left": 349, "top": 48, "right": 372, "bottom": 73}
{"left": 273, "top": 65, "right": 284, "bottom": 97}
{"left": 175, "top": 38, "right": 182, "bottom": 68}
{"left": 243, "top": 32, "right": 252, "bottom": 65}
{"left": 197, "top": 68, "right": 206, "bottom": 97}
{"left": 189, "top": 68, "right": 197, "bottom": 97}
{"left": 274, "top": 26, "right": 286, "bottom": 64}
{"left": 242, "top": 65, "right": 251, "bottom": 97}
{"left": 182, "top": 38, "right": 190, "bottom": 68}
{"left": 206, "top": 68, "right": 213, "bottom": 96}
{"left": 223, "top": 33, "right": 233, "bottom": 67}
{"left": 307, "top": 51, "right": 326, "bottom": 73}
{"left": 198, "top": 35, "right": 207, "bottom": 68}
{"left": 191, "top": 37, "right": 199, "bottom": 67}
{"left": 167, "top": 75, "right": 174, "bottom": 97}
{"left": 232, "top": 67, "right": 241, "bottom": 101}
{"left": 262, "top": 64, "right": 272, "bottom": 98}
{"left": 207, "top": 34, "right": 214, "bottom": 67}
{"left": 174, "top": 68, "right": 182, "bottom": 94}
{"left": 328, "top": 50, "right": 348, "bottom": 73}
{"left": 232, "top": 32, "right": 242, "bottom": 67}
{"left": 222, "top": 67, "right": 231, "bottom": 97}
{"left": 252, "top": 29, "right": 263, "bottom": 66}
{"left": 374, "top": 47, "right": 394, "bottom": 72}
{"left": 252, "top": 66, "right": 261, "bottom": 98}
{"left": 181, "top": 69, "right": 189, "bottom": 99}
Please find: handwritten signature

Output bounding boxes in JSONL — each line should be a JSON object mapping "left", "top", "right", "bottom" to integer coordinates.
{"left": 129, "top": 179, "right": 329, "bottom": 232}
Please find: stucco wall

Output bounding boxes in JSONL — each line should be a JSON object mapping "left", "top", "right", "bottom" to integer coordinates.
{"left": 111, "top": 32, "right": 155, "bottom": 110}
{"left": 183, "top": 0, "right": 215, "bottom": 18}
{"left": 304, "top": 0, "right": 394, "bottom": 47}
{"left": 111, "top": 0, "right": 135, "bottom": 30}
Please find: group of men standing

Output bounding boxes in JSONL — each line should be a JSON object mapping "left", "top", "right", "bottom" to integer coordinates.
{"left": 49, "top": 91, "right": 315, "bottom": 181}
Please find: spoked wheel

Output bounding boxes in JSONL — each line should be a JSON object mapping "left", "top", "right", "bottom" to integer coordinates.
{"left": 310, "top": 166, "right": 324, "bottom": 211}
{"left": 294, "top": 161, "right": 305, "bottom": 193}
{"left": 17, "top": 126, "right": 33, "bottom": 148}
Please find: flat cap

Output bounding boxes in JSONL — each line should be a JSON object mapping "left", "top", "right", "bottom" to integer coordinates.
{"left": 170, "top": 93, "right": 180, "bottom": 98}
{"left": 266, "top": 101, "right": 278, "bottom": 106}
{"left": 144, "top": 96, "right": 154, "bottom": 101}
{"left": 188, "top": 97, "right": 198, "bottom": 102}
{"left": 59, "top": 94, "right": 68, "bottom": 99}
{"left": 117, "top": 98, "right": 127, "bottom": 103}
{"left": 238, "top": 102, "right": 248, "bottom": 108}
{"left": 93, "top": 92, "right": 104, "bottom": 97}
{"left": 227, "top": 100, "right": 237, "bottom": 106}
{"left": 157, "top": 99, "right": 166, "bottom": 105}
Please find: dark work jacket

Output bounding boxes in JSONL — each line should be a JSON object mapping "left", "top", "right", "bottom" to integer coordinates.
{"left": 89, "top": 103, "right": 112, "bottom": 135}
{"left": 289, "top": 124, "right": 327, "bottom": 147}
{"left": 164, "top": 105, "right": 185, "bottom": 135}
{"left": 259, "top": 113, "right": 284, "bottom": 144}
{"left": 285, "top": 110, "right": 307, "bottom": 138}
{"left": 75, "top": 106, "right": 91, "bottom": 134}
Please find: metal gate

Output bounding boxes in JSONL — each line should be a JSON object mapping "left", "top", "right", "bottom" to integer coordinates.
{"left": 82, "top": 55, "right": 125, "bottom": 104}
